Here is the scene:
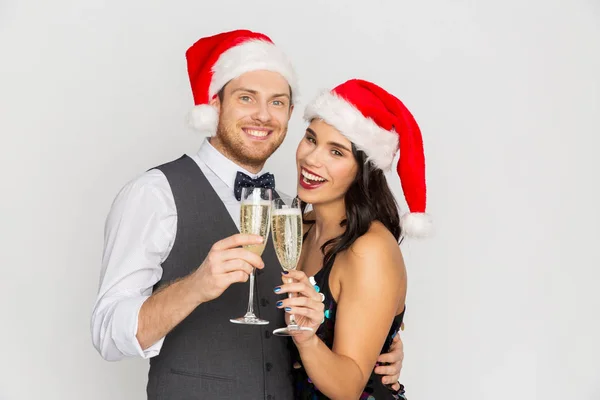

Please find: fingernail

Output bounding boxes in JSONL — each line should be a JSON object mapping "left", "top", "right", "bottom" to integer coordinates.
{"left": 276, "top": 301, "right": 283, "bottom": 307}
{"left": 282, "top": 271, "right": 289, "bottom": 275}
{"left": 285, "top": 307, "right": 292, "bottom": 312}
{"left": 274, "top": 287, "right": 281, "bottom": 293}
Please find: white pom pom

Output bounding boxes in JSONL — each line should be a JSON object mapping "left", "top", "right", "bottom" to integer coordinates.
{"left": 400, "top": 212, "right": 433, "bottom": 238}
{"left": 186, "top": 104, "right": 219, "bottom": 135}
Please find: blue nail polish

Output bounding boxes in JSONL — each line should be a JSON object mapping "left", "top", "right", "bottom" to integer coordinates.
{"left": 274, "top": 287, "right": 281, "bottom": 293}
{"left": 285, "top": 307, "right": 292, "bottom": 312}
{"left": 276, "top": 301, "right": 283, "bottom": 307}
{"left": 282, "top": 271, "right": 289, "bottom": 275}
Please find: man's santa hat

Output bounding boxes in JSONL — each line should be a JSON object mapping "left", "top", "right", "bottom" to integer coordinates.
{"left": 304, "top": 79, "right": 432, "bottom": 237}
{"left": 185, "top": 29, "right": 298, "bottom": 135}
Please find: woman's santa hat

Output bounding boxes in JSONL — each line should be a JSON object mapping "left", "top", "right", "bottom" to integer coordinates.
{"left": 304, "top": 79, "right": 432, "bottom": 237}
{"left": 185, "top": 29, "right": 298, "bottom": 134}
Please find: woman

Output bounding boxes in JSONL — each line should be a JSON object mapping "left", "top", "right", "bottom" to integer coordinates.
{"left": 275, "top": 79, "right": 431, "bottom": 399}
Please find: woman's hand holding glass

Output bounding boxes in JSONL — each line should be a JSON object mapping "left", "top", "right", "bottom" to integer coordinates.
{"left": 275, "top": 270, "right": 325, "bottom": 342}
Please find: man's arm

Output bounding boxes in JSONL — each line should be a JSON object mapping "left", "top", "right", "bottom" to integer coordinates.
{"left": 91, "top": 171, "right": 264, "bottom": 360}
{"left": 91, "top": 171, "right": 176, "bottom": 361}
{"left": 135, "top": 233, "right": 265, "bottom": 350}
{"left": 375, "top": 332, "right": 404, "bottom": 390}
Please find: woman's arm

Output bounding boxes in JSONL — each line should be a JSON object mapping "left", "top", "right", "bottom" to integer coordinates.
{"left": 282, "top": 226, "right": 406, "bottom": 399}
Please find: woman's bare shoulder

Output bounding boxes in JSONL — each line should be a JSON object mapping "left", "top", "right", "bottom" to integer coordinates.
{"left": 341, "top": 221, "right": 404, "bottom": 277}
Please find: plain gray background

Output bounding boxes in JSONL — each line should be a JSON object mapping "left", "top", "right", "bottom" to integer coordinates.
{"left": 1, "top": 0, "right": 599, "bottom": 399}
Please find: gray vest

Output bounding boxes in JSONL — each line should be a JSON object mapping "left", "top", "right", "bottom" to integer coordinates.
{"left": 146, "top": 155, "right": 293, "bottom": 400}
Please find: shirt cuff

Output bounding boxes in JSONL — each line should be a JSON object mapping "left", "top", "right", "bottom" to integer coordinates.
{"left": 111, "top": 295, "right": 165, "bottom": 359}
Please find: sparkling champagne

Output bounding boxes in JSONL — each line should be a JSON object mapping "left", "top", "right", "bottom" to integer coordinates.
{"left": 271, "top": 208, "right": 303, "bottom": 270}
{"left": 240, "top": 202, "right": 271, "bottom": 255}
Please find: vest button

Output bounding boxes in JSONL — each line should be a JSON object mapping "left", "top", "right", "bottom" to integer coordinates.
{"left": 266, "top": 362, "right": 273, "bottom": 371}
{"left": 260, "top": 298, "right": 269, "bottom": 307}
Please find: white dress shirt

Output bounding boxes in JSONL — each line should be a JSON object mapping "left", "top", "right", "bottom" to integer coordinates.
{"left": 91, "top": 138, "right": 268, "bottom": 361}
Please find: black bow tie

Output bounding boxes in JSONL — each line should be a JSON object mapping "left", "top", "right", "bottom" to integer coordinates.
{"left": 234, "top": 171, "right": 276, "bottom": 201}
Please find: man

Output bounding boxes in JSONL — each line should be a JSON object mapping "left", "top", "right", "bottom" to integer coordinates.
{"left": 91, "top": 29, "right": 404, "bottom": 399}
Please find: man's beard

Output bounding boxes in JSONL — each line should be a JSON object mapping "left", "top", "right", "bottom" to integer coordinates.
{"left": 215, "top": 119, "right": 287, "bottom": 169}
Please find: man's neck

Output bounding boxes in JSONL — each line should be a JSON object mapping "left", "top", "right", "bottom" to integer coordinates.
{"left": 208, "top": 137, "right": 265, "bottom": 174}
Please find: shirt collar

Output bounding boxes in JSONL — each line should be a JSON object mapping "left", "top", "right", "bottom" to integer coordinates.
{"left": 197, "top": 138, "right": 266, "bottom": 189}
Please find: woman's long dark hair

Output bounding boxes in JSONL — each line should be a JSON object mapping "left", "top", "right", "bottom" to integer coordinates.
{"left": 301, "top": 144, "right": 403, "bottom": 270}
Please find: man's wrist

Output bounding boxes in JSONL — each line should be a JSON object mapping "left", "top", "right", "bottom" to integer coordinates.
{"left": 167, "top": 273, "right": 205, "bottom": 307}
{"left": 183, "top": 273, "right": 206, "bottom": 306}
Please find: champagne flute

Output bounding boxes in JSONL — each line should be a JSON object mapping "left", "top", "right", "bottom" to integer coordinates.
{"left": 230, "top": 187, "right": 272, "bottom": 325}
{"left": 271, "top": 196, "right": 313, "bottom": 336}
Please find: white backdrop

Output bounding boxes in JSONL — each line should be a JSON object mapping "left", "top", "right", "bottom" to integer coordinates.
{"left": 1, "top": 0, "right": 599, "bottom": 399}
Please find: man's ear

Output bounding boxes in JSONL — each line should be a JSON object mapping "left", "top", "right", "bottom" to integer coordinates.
{"left": 209, "top": 94, "right": 221, "bottom": 113}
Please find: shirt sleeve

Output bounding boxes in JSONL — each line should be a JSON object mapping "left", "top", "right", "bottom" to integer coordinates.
{"left": 90, "top": 169, "right": 176, "bottom": 361}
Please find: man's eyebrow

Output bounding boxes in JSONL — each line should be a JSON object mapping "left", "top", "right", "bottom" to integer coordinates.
{"left": 230, "top": 87, "right": 258, "bottom": 95}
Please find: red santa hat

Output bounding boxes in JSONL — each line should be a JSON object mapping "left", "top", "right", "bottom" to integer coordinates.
{"left": 304, "top": 79, "right": 432, "bottom": 237}
{"left": 185, "top": 29, "right": 299, "bottom": 134}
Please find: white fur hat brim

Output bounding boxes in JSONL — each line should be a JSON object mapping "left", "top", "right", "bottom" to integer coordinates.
{"left": 303, "top": 90, "right": 399, "bottom": 170}
{"left": 208, "top": 39, "right": 299, "bottom": 103}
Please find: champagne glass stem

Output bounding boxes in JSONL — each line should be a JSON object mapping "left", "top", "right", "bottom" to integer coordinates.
{"left": 286, "top": 277, "right": 297, "bottom": 325}
{"left": 245, "top": 268, "right": 257, "bottom": 317}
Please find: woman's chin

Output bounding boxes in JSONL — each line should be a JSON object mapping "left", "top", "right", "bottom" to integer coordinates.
{"left": 297, "top": 186, "right": 315, "bottom": 204}
{"left": 297, "top": 189, "right": 325, "bottom": 207}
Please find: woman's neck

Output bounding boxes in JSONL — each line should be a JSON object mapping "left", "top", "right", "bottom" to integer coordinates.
{"left": 310, "top": 199, "right": 346, "bottom": 245}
